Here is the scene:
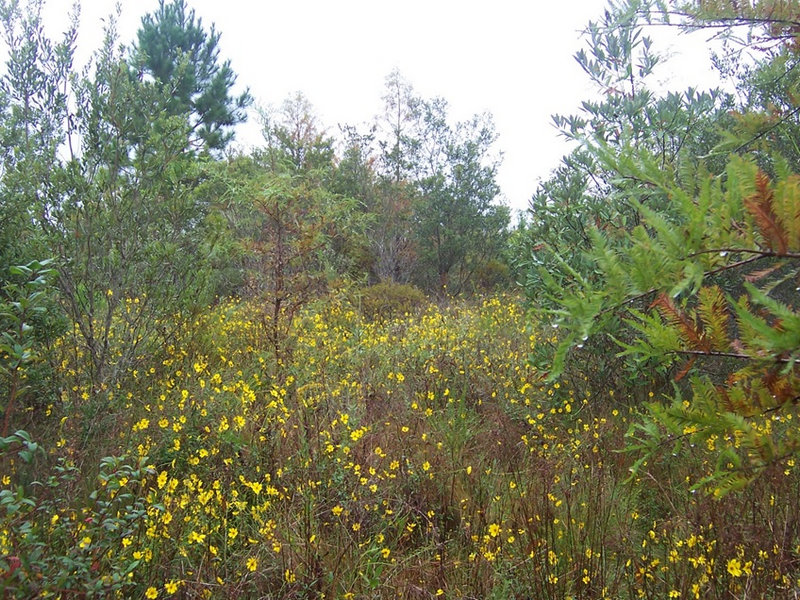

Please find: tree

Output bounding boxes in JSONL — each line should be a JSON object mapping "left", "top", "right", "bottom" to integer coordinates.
{"left": 212, "top": 94, "right": 367, "bottom": 365}
{"left": 517, "top": 1, "right": 729, "bottom": 312}
{"left": 133, "top": 0, "right": 252, "bottom": 153}
{"left": 260, "top": 92, "right": 336, "bottom": 175}
{"left": 511, "top": 0, "right": 731, "bottom": 397}
{"left": 54, "top": 19, "right": 213, "bottom": 393}
{"left": 334, "top": 124, "right": 418, "bottom": 285}
{"left": 411, "top": 98, "right": 509, "bottom": 294}
{"left": 0, "top": 0, "right": 75, "bottom": 276}
{"left": 1, "top": 2, "right": 216, "bottom": 401}
{"left": 532, "top": 0, "right": 800, "bottom": 493}
{"left": 355, "top": 72, "right": 509, "bottom": 294}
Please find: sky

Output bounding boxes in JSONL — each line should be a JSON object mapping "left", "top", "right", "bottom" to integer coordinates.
{"left": 41, "top": 0, "right": 722, "bottom": 213}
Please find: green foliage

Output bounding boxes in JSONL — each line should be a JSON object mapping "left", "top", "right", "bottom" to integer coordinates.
{"left": 0, "top": 4, "right": 218, "bottom": 395}
{"left": 207, "top": 96, "right": 371, "bottom": 365}
{"left": 541, "top": 146, "right": 800, "bottom": 492}
{"left": 516, "top": 0, "right": 800, "bottom": 496}
{"left": 0, "top": 0, "right": 76, "bottom": 278}
{"left": 411, "top": 100, "right": 510, "bottom": 295}
{"left": 133, "top": 0, "right": 252, "bottom": 152}
{"left": 338, "top": 72, "right": 510, "bottom": 295}
{"left": 0, "top": 432, "right": 154, "bottom": 598}
{"left": 60, "top": 22, "right": 213, "bottom": 390}
{"left": 517, "top": 0, "right": 730, "bottom": 313}
{"left": 0, "top": 260, "right": 55, "bottom": 436}
{"left": 358, "top": 282, "right": 427, "bottom": 321}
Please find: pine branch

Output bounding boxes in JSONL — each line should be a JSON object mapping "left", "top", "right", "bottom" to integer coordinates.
{"left": 733, "top": 104, "right": 800, "bottom": 155}
{"left": 686, "top": 248, "right": 800, "bottom": 260}
{"left": 652, "top": 293, "right": 710, "bottom": 351}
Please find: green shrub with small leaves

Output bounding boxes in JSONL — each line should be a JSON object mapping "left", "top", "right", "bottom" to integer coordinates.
{"left": 358, "top": 282, "right": 428, "bottom": 321}
{"left": 0, "top": 431, "right": 154, "bottom": 597}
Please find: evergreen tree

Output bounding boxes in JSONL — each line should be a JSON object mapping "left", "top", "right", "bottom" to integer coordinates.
{"left": 133, "top": 0, "right": 252, "bottom": 153}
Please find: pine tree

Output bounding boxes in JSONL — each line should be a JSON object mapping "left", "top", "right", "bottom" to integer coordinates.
{"left": 133, "top": 0, "right": 252, "bottom": 153}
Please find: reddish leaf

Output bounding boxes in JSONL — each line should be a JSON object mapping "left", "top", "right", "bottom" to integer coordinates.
{"left": 744, "top": 170, "right": 789, "bottom": 254}
{"left": 651, "top": 293, "right": 710, "bottom": 352}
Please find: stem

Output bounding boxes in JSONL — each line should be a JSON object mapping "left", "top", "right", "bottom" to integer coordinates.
{"left": 669, "top": 348, "right": 799, "bottom": 364}
{"left": 2, "top": 368, "right": 19, "bottom": 438}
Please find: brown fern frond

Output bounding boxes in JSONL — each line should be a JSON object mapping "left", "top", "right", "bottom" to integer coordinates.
{"left": 762, "top": 369, "right": 795, "bottom": 406}
{"left": 675, "top": 356, "right": 697, "bottom": 382}
{"left": 652, "top": 293, "right": 711, "bottom": 352}
{"left": 716, "top": 387, "right": 729, "bottom": 412}
{"left": 744, "top": 170, "right": 789, "bottom": 254}
{"left": 744, "top": 263, "right": 784, "bottom": 283}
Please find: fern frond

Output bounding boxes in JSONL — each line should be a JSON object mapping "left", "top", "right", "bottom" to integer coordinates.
{"left": 744, "top": 262, "right": 784, "bottom": 283}
{"left": 741, "top": 283, "right": 800, "bottom": 356}
{"left": 744, "top": 170, "right": 789, "bottom": 254}
{"left": 773, "top": 175, "right": 800, "bottom": 252}
{"left": 697, "top": 285, "right": 731, "bottom": 351}
{"left": 651, "top": 293, "right": 710, "bottom": 352}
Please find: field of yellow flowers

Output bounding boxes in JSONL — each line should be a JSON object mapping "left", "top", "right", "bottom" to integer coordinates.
{"left": 2, "top": 293, "right": 799, "bottom": 598}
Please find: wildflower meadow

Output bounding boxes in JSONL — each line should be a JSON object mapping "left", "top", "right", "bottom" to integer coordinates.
{"left": 2, "top": 293, "right": 798, "bottom": 598}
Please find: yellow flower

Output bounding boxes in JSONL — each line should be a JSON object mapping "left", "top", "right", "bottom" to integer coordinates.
{"left": 727, "top": 557, "right": 742, "bottom": 577}
{"left": 381, "top": 548, "right": 391, "bottom": 559}
{"left": 228, "top": 527, "right": 238, "bottom": 540}
{"left": 165, "top": 580, "right": 179, "bottom": 594}
{"left": 246, "top": 557, "right": 258, "bottom": 572}
{"left": 188, "top": 531, "right": 206, "bottom": 544}
{"left": 145, "top": 587, "right": 158, "bottom": 599}
{"left": 488, "top": 523, "right": 501, "bottom": 538}
{"left": 332, "top": 505, "right": 343, "bottom": 517}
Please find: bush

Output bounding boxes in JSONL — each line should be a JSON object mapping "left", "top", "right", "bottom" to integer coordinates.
{"left": 358, "top": 282, "right": 428, "bottom": 321}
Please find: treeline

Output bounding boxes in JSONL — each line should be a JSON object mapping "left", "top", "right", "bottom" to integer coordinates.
{"left": 0, "top": 0, "right": 509, "bottom": 411}
{"left": 3, "top": 0, "right": 800, "bottom": 490}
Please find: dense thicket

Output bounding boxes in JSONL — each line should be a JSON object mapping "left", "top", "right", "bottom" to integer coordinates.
{"left": 515, "top": 0, "right": 800, "bottom": 493}
{"left": 1, "top": 0, "right": 800, "bottom": 597}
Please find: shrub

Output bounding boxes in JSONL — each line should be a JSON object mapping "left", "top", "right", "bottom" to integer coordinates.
{"left": 358, "top": 282, "right": 428, "bottom": 321}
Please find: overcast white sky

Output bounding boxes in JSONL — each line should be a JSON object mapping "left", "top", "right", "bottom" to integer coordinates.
{"left": 41, "top": 0, "right": 721, "bottom": 213}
